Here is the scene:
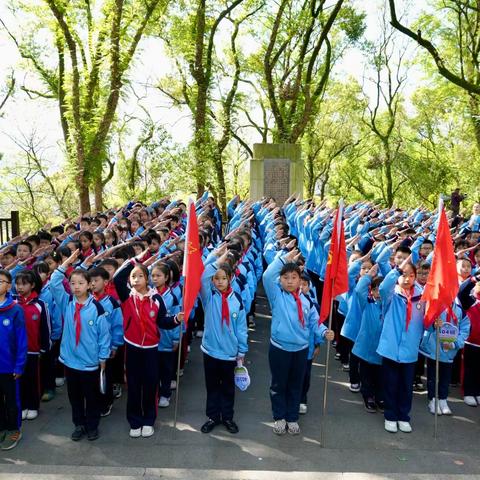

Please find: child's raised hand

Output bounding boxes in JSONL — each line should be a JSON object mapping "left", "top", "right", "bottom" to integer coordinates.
{"left": 62, "top": 249, "right": 81, "bottom": 268}
{"left": 284, "top": 248, "right": 299, "bottom": 263}
{"left": 324, "top": 329, "right": 335, "bottom": 342}
{"left": 367, "top": 264, "right": 378, "bottom": 277}
{"left": 399, "top": 254, "right": 412, "bottom": 272}
{"left": 433, "top": 317, "right": 443, "bottom": 329}
{"left": 82, "top": 253, "right": 96, "bottom": 267}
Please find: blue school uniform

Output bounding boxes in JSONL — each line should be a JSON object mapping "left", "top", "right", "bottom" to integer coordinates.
{"left": 376, "top": 268, "right": 425, "bottom": 364}
{"left": 50, "top": 268, "right": 111, "bottom": 371}
{"left": 419, "top": 304, "right": 470, "bottom": 363}
{"left": 200, "top": 263, "right": 248, "bottom": 361}
{"left": 352, "top": 275, "right": 383, "bottom": 365}
{"left": 263, "top": 255, "right": 327, "bottom": 352}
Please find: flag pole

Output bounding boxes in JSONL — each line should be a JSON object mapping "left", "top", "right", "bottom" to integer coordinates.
{"left": 433, "top": 196, "right": 443, "bottom": 440}
{"left": 320, "top": 278, "right": 335, "bottom": 448}
{"left": 173, "top": 313, "right": 184, "bottom": 430}
{"left": 434, "top": 323, "right": 440, "bottom": 439}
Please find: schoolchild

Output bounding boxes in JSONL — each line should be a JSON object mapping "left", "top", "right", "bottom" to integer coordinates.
{"left": 199, "top": 246, "right": 247, "bottom": 434}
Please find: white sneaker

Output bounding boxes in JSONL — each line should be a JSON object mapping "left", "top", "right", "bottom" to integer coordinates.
{"left": 299, "top": 403, "right": 307, "bottom": 414}
{"left": 349, "top": 383, "right": 360, "bottom": 393}
{"left": 158, "top": 396, "right": 170, "bottom": 408}
{"left": 342, "top": 363, "right": 350, "bottom": 372}
{"left": 195, "top": 330, "right": 204, "bottom": 338}
{"left": 287, "top": 421, "right": 301, "bottom": 435}
{"left": 170, "top": 380, "right": 177, "bottom": 390}
{"left": 398, "top": 421, "right": 412, "bottom": 433}
{"left": 141, "top": 426, "right": 154, "bottom": 437}
{"left": 439, "top": 399, "right": 452, "bottom": 415}
{"left": 21, "top": 410, "right": 28, "bottom": 421}
{"left": 26, "top": 410, "right": 38, "bottom": 420}
{"left": 384, "top": 420, "right": 397, "bottom": 433}
{"left": 428, "top": 399, "right": 442, "bottom": 415}
{"left": 55, "top": 377, "right": 65, "bottom": 387}
{"left": 476, "top": 396, "right": 480, "bottom": 405}
{"left": 464, "top": 396, "right": 478, "bottom": 407}
{"left": 272, "top": 419, "right": 287, "bottom": 435}
{"left": 178, "top": 369, "right": 184, "bottom": 377}
{"left": 129, "top": 428, "right": 142, "bottom": 438}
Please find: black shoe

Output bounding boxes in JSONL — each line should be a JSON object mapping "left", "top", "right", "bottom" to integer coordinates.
{"left": 71, "top": 426, "right": 86, "bottom": 441}
{"left": 376, "top": 400, "right": 385, "bottom": 412}
{"left": 223, "top": 419, "right": 239, "bottom": 434}
{"left": 201, "top": 419, "right": 219, "bottom": 434}
{"left": 87, "top": 428, "right": 99, "bottom": 441}
{"left": 364, "top": 398, "right": 377, "bottom": 413}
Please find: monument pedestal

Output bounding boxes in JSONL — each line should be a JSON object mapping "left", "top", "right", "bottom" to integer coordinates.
{"left": 250, "top": 144, "right": 303, "bottom": 204}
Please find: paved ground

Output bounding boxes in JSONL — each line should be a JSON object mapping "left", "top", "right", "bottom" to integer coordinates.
{"left": 1, "top": 292, "right": 479, "bottom": 479}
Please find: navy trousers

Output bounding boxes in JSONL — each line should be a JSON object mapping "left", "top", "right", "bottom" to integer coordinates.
{"left": 269, "top": 343, "right": 308, "bottom": 422}
{"left": 65, "top": 366, "right": 100, "bottom": 432}
{"left": 426, "top": 358, "right": 453, "bottom": 400}
{"left": 203, "top": 353, "right": 236, "bottom": 422}
{"left": 125, "top": 344, "right": 159, "bottom": 429}
{"left": 359, "top": 359, "right": 383, "bottom": 402}
{"left": 382, "top": 357, "right": 416, "bottom": 422}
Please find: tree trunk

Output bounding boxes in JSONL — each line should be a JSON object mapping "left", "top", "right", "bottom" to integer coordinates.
{"left": 469, "top": 94, "right": 480, "bottom": 153}
{"left": 94, "top": 177, "right": 103, "bottom": 212}
{"left": 212, "top": 152, "right": 227, "bottom": 217}
{"left": 385, "top": 159, "right": 394, "bottom": 207}
{"left": 194, "top": 82, "right": 208, "bottom": 197}
{"left": 78, "top": 180, "right": 90, "bottom": 214}
{"left": 306, "top": 153, "right": 315, "bottom": 198}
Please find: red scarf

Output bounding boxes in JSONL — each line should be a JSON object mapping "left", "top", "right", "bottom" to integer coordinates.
{"left": 74, "top": 303, "right": 84, "bottom": 346}
{"left": 93, "top": 291, "right": 107, "bottom": 302}
{"left": 291, "top": 289, "right": 305, "bottom": 328}
{"left": 157, "top": 285, "right": 168, "bottom": 296}
{"left": 402, "top": 287, "right": 415, "bottom": 331}
{"left": 221, "top": 287, "right": 232, "bottom": 327}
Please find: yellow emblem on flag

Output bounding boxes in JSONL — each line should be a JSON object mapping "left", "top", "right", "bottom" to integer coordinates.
{"left": 188, "top": 241, "right": 198, "bottom": 255}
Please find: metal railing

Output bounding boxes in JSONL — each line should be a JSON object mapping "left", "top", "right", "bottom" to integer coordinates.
{"left": 0, "top": 211, "right": 20, "bottom": 245}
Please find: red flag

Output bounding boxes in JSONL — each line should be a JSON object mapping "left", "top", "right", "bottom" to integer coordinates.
{"left": 421, "top": 201, "right": 459, "bottom": 327}
{"left": 319, "top": 201, "right": 348, "bottom": 324}
{"left": 182, "top": 200, "right": 204, "bottom": 321}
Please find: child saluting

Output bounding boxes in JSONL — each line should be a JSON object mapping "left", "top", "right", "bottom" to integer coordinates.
{"left": 263, "top": 248, "right": 334, "bottom": 436}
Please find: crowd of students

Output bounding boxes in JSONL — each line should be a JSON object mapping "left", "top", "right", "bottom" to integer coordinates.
{"left": 0, "top": 193, "right": 479, "bottom": 450}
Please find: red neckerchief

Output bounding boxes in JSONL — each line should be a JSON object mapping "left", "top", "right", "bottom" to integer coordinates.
{"left": 82, "top": 247, "right": 94, "bottom": 258}
{"left": 402, "top": 286, "right": 414, "bottom": 331}
{"left": 74, "top": 302, "right": 85, "bottom": 346}
{"left": 291, "top": 289, "right": 305, "bottom": 328}
{"left": 157, "top": 285, "right": 168, "bottom": 296}
{"left": 221, "top": 286, "right": 233, "bottom": 327}
{"left": 93, "top": 291, "right": 108, "bottom": 302}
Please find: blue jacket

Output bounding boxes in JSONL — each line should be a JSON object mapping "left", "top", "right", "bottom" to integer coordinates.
{"left": 51, "top": 268, "right": 111, "bottom": 371}
{"left": 200, "top": 262, "right": 248, "bottom": 361}
{"left": 263, "top": 255, "right": 327, "bottom": 352}
{"left": 352, "top": 276, "right": 383, "bottom": 365}
{"left": 96, "top": 294, "right": 124, "bottom": 350}
{"left": 0, "top": 293, "right": 27, "bottom": 375}
{"left": 376, "top": 269, "right": 426, "bottom": 363}
{"left": 339, "top": 261, "right": 363, "bottom": 336}
{"left": 419, "top": 304, "right": 470, "bottom": 363}
{"left": 41, "top": 282, "right": 62, "bottom": 341}
{"left": 158, "top": 287, "right": 182, "bottom": 352}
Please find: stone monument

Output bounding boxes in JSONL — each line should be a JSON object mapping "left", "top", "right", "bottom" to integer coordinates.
{"left": 250, "top": 144, "right": 303, "bottom": 204}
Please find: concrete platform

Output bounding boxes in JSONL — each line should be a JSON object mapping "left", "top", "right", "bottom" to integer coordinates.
{"left": 0, "top": 292, "right": 479, "bottom": 478}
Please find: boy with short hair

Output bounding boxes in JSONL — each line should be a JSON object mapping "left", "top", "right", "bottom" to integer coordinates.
{"left": 0, "top": 269, "right": 27, "bottom": 450}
